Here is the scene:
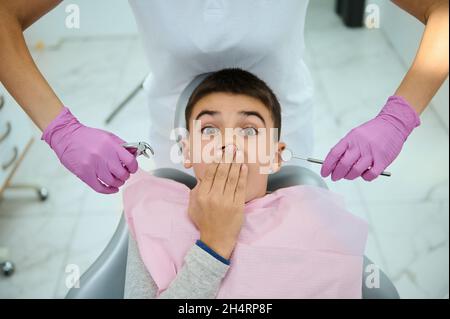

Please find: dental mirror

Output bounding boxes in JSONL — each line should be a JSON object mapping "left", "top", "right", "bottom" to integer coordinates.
{"left": 280, "top": 148, "right": 391, "bottom": 177}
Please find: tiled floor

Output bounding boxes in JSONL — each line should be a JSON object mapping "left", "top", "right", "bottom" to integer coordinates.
{"left": 0, "top": 0, "right": 448, "bottom": 298}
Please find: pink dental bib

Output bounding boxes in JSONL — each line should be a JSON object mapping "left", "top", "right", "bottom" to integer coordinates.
{"left": 123, "top": 169, "right": 368, "bottom": 298}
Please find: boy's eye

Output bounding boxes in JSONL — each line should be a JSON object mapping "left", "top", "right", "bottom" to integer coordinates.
{"left": 239, "top": 127, "right": 258, "bottom": 137}
{"left": 201, "top": 126, "right": 220, "bottom": 136}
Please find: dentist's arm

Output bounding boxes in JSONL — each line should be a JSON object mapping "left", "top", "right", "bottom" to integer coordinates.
{"left": 0, "top": 0, "right": 64, "bottom": 130}
{"left": 393, "top": 0, "right": 449, "bottom": 113}
{"left": 321, "top": 0, "right": 449, "bottom": 182}
{"left": 0, "top": 0, "right": 138, "bottom": 193}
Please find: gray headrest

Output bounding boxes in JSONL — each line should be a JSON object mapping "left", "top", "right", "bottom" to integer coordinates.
{"left": 173, "top": 72, "right": 214, "bottom": 135}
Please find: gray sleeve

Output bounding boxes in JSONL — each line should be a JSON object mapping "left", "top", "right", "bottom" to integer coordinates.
{"left": 124, "top": 234, "right": 230, "bottom": 299}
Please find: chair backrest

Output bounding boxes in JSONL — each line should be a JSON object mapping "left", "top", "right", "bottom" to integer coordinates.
{"left": 173, "top": 72, "right": 212, "bottom": 136}
{"left": 65, "top": 214, "right": 129, "bottom": 299}
{"left": 151, "top": 165, "right": 328, "bottom": 191}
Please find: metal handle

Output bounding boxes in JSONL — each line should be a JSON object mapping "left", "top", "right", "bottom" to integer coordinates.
{"left": 307, "top": 157, "right": 391, "bottom": 177}
{"left": 306, "top": 157, "right": 324, "bottom": 165}
{"left": 0, "top": 121, "right": 12, "bottom": 144}
{"left": 2, "top": 146, "right": 18, "bottom": 171}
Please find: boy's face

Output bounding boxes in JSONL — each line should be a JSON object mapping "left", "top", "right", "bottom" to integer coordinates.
{"left": 183, "top": 92, "right": 286, "bottom": 202}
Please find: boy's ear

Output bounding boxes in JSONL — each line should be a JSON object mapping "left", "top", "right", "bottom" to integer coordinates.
{"left": 181, "top": 138, "right": 193, "bottom": 169}
{"left": 271, "top": 142, "right": 286, "bottom": 174}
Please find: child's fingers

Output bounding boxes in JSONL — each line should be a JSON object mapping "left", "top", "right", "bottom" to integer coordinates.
{"left": 234, "top": 164, "right": 248, "bottom": 203}
{"left": 211, "top": 146, "right": 234, "bottom": 194}
{"left": 224, "top": 162, "right": 242, "bottom": 197}
{"left": 198, "top": 160, "right": 219, "bottom": 194}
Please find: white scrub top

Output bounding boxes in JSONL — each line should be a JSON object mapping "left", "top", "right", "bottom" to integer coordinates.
{"left": 128, "top": 0, "right": 314, "bottom": 172}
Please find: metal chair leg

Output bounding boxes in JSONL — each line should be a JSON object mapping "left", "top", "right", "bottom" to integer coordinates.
{"left": 3, "top": 184, "right": 49, "bottom": 201}
{"left": 0, "top": 248, "right": 15, "bottom": 277}
{"left": 1, "top": 261, "right": 15, "bottom": 276}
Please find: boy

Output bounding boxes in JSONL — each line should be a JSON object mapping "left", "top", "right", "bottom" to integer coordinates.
{"left": 123, "top": 68, "right": 367, "bottom": 299}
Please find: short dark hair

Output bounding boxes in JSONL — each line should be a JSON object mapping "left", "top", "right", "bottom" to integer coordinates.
{"left": 185, "top": 68, "right": 282, "bottom": 139}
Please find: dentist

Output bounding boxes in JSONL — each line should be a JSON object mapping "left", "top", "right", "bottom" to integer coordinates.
{"left": 0, "top": 0, "right": 448, "bottom": 194}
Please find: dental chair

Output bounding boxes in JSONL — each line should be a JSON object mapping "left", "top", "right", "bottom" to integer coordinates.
{"left": 66, "top": 72, "right": 399, "bottom": 299}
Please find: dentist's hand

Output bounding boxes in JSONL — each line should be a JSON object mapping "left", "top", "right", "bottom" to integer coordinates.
{"left": 321, "top": 96, "right": 421, "bottom": 182}
{"left": 188, "top": 146, "right": 248, "bottom": 259}
{"left": 42, "top": 107, "right": 138, "bottom": 193}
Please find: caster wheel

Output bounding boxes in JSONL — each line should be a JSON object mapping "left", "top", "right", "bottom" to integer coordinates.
{"left": 37, "top": 187, "right": 49, "bottom": 201}
{"left": 1, "top": 261, "right": 15, "bottom": 276}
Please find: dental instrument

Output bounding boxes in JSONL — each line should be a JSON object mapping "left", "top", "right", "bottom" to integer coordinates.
{"left": 97, "top": 141, "right": 153, "bottom": 188}
{"left": 280, "top": 148, "right": 391, "bottom": 177}
{"left": 122, "top": 141, "right": 155, "bottom": 158}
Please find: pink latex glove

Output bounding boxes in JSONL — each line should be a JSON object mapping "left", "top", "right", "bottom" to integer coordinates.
{"left": 42, "top": 107, "right": 138, "bottom": 193}
{"left": 321, "top": 96, "right": 420, "bottom": 182}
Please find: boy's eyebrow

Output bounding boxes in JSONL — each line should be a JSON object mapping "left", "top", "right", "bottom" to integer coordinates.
{"left": 195, "top": 110, "right": 220, "bottom": 121}
{"left": 194, "top": 109, "right": 266, "bottom": 126}
{"left": 238, "top": 111, "right": 266, "bottom": 126}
